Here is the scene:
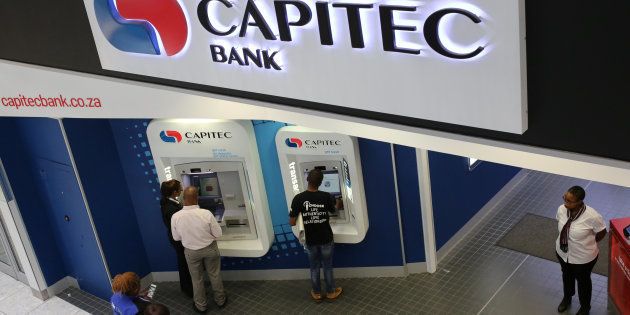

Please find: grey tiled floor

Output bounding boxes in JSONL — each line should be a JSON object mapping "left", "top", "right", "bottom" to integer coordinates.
{"left": 58, "top": 287, "right": 111, "bottom": 315}
{"left": 0, "top": 272, "right": 87, "bottom": 314}
{"left": 59, "top": 170, "right": 624, "bottom": 314}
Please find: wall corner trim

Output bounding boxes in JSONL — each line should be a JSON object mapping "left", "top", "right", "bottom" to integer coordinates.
{"left": 45, "top": 276, "right": 79, "bottom": 299}
{"left": 407, "top": 262, "right": 428, "bottom": 274}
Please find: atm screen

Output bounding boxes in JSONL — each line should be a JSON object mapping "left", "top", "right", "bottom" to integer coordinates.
{"left": 174, "top": 162, "right": 254, "bottom": 239}
{"left": 305, "top": 170, "right": 341, "bottom": 196}
{"left": 184, "top": 173, "right": 223, "bottom": 218}
{"left": 321, "top": 172, "right": 341, "bottom": 195}
{"left": 304, "top": 169, "right": 344, "bottom": 219}
{"left": 199, "top": 176, "right": 221, "bottom": 198}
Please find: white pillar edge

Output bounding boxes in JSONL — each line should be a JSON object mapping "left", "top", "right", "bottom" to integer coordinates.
{"left": 390, "top": 144, "right": 408, "bottom": 274}
{"left": 0, "top": 160, "right": 47, "bottom": 293}
{"left": 416, "top": 149, "right": 437, "bottom": 273}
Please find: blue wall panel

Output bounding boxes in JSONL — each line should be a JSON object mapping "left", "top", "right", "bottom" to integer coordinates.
{"left": 0, "top": 118, "right": 66, "bottom": 285}
{"left": 0, "top": 118, "right": 111, "bottom": 299}
{"left": 16, "top": 118, "right": 73, "bottom": 165}
{"left": 36, "top": 160, "right": 112, "bottom": 298}
{"left": 252, "top": 121, "right": 290, "bottom": 224}
{"left": 332, "top": 139, "right": 404, "bottom": 267}
{"left": 393, "top": 145, "right": 425, "bottom": 263}
{"left": 63, "top": 119, "right": 151, "bottom": 278}
{"left": 108, "top": 119, "right": 170, "bottom": 271}
{"left": 429, "top": 152, "right": 520, "bottom": 249}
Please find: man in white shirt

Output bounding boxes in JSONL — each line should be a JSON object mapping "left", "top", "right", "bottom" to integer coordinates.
{"left": 171, "top": 187, "right": 226, "bottom": 313}
{"left": 555, "top": 186, "right": 606, "bottom": 315}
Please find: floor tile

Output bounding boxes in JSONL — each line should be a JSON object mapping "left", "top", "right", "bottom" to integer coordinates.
{"left": 0, "top": 275, "right": 24, "bottom": 303}
{"left": 28, "top": 296, "right": 84, "bottom": 315}
{"left": 0, "top": 286, "right": 43, "bottom": 314}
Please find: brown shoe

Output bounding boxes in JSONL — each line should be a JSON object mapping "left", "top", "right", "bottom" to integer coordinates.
{"left": 326, "top": 287, "right": 343, "bottom": 300}
{"left": 310, "top": 290, "right": 323, "bottom": 302}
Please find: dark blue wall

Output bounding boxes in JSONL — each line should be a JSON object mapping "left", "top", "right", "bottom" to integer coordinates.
{"left": 0, "top": 118, "right": 66, "bottom": 285}
{"left": 109, "top": 120, "right": 167, "bottom": 271}
{"left": 63, "top": 119, "right": 151, "bottom": 278}
{"left": 394, "top": 145, "right": 425, "bottom": 263}
{"left": 430, "top": 151, "right": 520, "bottom": 249}
{"left": 17, "top": 119, "right": 73, "bottom": 164}
{"left": 0, "top": 117, "right": 111, "bottom": 299}
{"left": 333, "top": 139, "right": 404, "bottom": 267}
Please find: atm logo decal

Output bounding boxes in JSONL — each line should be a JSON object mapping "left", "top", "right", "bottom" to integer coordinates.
{"left": 94, "top": 0, "right": 188, "bottom": 56}
{"left": 285, "top": 138, "right": 303, "bottom": 148}
{"left": 160, "top": 130, "right": 183, "bottom": 143}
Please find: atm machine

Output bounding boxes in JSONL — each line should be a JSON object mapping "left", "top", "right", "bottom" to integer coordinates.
{"left": 276, "top": 126, "right": 368, "bottom": 244}
{"left": 147, "top": 119, "right": 273, "bottom": 257}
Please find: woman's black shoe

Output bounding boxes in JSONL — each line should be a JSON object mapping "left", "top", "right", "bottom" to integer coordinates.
{"left": 557, "top": 297, "right": 571, "bottom": 312}
{"left": 576, "top": 306, "right": 590, "bottom": 315}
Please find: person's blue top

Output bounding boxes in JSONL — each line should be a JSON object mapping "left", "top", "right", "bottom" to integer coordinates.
{"left": 111, "top": 292, "right": 138, "bottom": 315}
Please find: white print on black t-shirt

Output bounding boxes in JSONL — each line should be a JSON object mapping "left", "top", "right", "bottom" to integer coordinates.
{"left": 302, "top": 201, "right": 328, "bottom": 225}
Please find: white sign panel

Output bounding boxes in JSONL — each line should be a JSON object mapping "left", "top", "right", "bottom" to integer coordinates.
{"left": 81, "top": 0, "right": 526, "bottom": 133}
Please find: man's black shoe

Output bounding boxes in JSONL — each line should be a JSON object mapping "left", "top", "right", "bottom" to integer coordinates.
{"left": 576, "top": 306, "right": 590, "bottom": 315}
{"left": 192, "top": 302, "right": 206, "bottom": 314}
{"left": 557, "top": 297, "right": 571, "bottom": 313}
{"left": 217, "top": 296, "right": 228, "bottom": 309}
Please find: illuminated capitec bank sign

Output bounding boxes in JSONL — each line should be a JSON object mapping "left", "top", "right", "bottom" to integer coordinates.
{"left": 201, "top": 0, "right": 488, "bottom": 67}
{"left": 83, "top": 0, "right": 527, "bottom": 134}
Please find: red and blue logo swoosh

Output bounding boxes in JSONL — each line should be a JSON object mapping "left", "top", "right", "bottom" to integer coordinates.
{"left": 285, "top": 138, "right": 303, "bottom": 148}
{"left": 160, "top": 130, "right": 183, "bottom": 143}
{"left": 94, "top": 0, "right": 188, "bottom": 56}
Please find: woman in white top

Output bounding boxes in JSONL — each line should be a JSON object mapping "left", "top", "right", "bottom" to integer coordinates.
{"left": 555, "top": 186, "right": 606, "bottom": 315}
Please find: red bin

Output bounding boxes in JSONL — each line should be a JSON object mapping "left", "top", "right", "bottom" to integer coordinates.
{"left": 609, "top": 218, "right": 630, "bottom": 314}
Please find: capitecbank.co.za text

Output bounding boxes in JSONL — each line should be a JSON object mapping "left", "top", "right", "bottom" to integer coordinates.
{"left": 1, "top": 94, "right": 102, "bottom": 110}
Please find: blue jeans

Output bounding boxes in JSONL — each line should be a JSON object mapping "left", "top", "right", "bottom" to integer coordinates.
{"left": 305, "top": 242, "right": 335, "bottom": 294}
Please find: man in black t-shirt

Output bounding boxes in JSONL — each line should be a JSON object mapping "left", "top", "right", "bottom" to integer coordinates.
{"left": 289, "top": 169, "right": 343, "bottom": 302}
